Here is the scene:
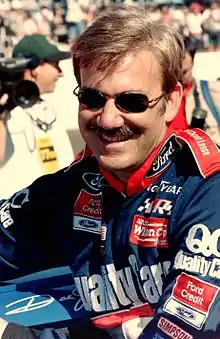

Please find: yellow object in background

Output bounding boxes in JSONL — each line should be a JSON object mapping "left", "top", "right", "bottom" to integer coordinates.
{"left": 36, "top": 136, "right": 60, "bottom": 174}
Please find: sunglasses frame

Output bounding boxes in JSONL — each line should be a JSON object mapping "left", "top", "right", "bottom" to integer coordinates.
{"left": 73, "top": 86, "right": 166, "bottom": 113}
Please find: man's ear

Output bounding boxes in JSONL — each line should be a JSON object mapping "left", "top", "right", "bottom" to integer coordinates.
{"left": 164, "top": 82, "right": 183, "bottom": 123}
{"left": 23, "top": 67, "right": 39, "bottom": 81}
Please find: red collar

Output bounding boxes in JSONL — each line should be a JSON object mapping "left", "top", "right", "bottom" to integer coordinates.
{"left": 100, "top": 127, "right": 179, "bottom": 196}
{"left": 72, "top": 127, "right": 220, "bottom": 195}
{"left": 183, "top": 82, "right": 193, "bottom": 97}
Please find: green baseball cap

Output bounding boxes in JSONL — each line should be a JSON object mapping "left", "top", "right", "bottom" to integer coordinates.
{"left": 13, "top": 34, "right": 71, "bottom": 61}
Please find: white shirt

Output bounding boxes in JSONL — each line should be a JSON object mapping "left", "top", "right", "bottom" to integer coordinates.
{"left": 22, "top": 18, "right": 39, "bottom": 35}
{"left": 186, "top": 13, "right": 203, "bottom": 35}
{"left": 0, "top": 100, "right": 74, "bottom": 199}
{"left": 65, "top": 0, "right": 85, "bottom": 23}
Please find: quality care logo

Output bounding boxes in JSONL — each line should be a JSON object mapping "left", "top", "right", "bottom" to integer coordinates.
{"left": 186, "top": 223, "right": 220, "bottom": 257}
{"left": 174, "top": 223, "right": 220, "bottom": 280}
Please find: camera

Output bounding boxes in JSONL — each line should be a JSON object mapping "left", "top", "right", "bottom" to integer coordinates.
{"left": 0, "top": 55, "right": 40, "bottom": 111}
{"left": 190, "top": 107, "right": 208, "bottom": 130}
{"left": 190, "top": 82, "right": 208, "bottom": 130}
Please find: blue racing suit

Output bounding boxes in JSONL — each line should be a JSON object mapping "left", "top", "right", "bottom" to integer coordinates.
{"left": 1, "top": 128, "right": 220, "bottom": 338}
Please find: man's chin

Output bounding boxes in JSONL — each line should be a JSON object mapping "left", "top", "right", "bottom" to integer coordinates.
{"left": 99, "top": 159, "right": 121, "bottom": 172}
{"left": 98, "top": 155, "right": 136, "bottom": 177}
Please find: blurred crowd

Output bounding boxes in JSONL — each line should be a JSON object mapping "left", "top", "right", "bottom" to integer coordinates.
{"left": 1, "top": 0, "right": 220, "bottom": 53}
{"left": 151, "top": 1, "right": 220, "bottom": 51}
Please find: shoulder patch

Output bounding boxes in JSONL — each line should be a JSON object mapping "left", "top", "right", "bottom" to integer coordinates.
{"left": 176, "top": 128, "right": 220, "bottom": 178}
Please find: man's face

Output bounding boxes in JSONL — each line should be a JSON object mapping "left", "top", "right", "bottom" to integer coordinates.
{"left": 35, "top": 61, "right": 63, "bottom": 94}
{"left": 182, "top": 52, "right": 193, "bottom": 87}
{"left": 78, "top": 51, "right": 181, "bottom": 180}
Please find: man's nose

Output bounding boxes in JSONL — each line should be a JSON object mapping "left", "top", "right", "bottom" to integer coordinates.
{"left": 57, "top": 64, "right": 63, "bottom": 77}
{"left": 58, "top": 69, "right": 63, "bottom": 77}
{"left": 97, "top": 98, "right": 124, "bottom": 130}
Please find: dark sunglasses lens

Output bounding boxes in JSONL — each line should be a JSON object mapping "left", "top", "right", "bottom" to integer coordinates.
{"left": 116, "top": 93, "right": 148, "bottom": 113}
{"left": 78, "top": 88, "right": 106, "bottom": 109}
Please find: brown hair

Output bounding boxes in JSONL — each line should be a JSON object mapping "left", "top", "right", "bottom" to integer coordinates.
{"left": 71, "top": 5, "right": 184, "bottom": 92}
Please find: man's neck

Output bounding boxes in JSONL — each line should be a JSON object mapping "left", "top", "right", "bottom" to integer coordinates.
{"left": 112, "top": 132, "right": 168, "bottom": 183}
{"left": 113, "top": 168, "right": 136, "bottom": 183}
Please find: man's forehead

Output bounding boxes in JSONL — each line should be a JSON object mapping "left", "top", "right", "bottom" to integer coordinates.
{"left": 183, "top": 52, "right": 193, "bottom": 64}
{"left": 79, "top": 50, "right": 160, "bottom": 88}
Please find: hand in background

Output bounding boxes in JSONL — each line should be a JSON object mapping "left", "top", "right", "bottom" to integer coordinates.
{"left": 0, "top": 318, "right": 8, "bottom": 339}
{"left": 0, "top": 93, "right": 9, "bottom": 162}
{"left": 0, "top": 93, "right": 8, "bottom": 118}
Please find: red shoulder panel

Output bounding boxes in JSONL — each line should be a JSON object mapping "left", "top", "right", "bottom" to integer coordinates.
{"left": 176, "top": 128, "right": 220, "bottom": 178}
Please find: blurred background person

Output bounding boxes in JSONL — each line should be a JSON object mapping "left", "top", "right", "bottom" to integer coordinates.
{"left": 34, "top": 5, "right": 53, "bottom": 37}
{"left": 202, "top": 1, "right": 220, "bottom": 51}
{"left": 185, "top": 2, "right": 205, "bottom": 49}
{"left": 51, "top": 4, "right": 68, "bottom": 43}
{"left": 0, "top": 34, "right": 74, "bottom": 199}
{"left": 0, "top": 93, "right": 8, "bottom": 164}
{"left": 20, "top": 10, "right": 39, "bottom": 35}
{"left": 171, "top": 36, "right": 220, "bottom": 146}
{"left": 65, "top": 0, "right": 86, "bottom": 41}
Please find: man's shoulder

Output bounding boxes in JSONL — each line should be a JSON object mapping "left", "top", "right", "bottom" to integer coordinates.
{"left": 29, "top": 149, "right": 100, "bottom": 197}
{"left": 64, "top": 148, "right": 99, "bottom": 175}
{"left": 174, "top": 129, "right": 220, "bottom": 179}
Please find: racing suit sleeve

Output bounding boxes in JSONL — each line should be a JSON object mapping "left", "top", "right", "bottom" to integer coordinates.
{"left": 1, "top": 323, "right": 68, "bottom": 339}
{"left": 137, "top": 172, "right": 220, "bottom": 338}
{"left": 0, "top": 173, "right": 74, "bottom": 339}
{"left": 0, "top": 173, "right": 65, "bottom": 280}
{"left": 1, "top": 321, "right": 112, "bottom": 339}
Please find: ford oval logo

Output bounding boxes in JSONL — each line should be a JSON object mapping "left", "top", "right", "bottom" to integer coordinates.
{"left": 176, "top": 306, "right": 195, "bottom": 320}
{"left": 78, "top": 219, "right": 98, "bottom": 228}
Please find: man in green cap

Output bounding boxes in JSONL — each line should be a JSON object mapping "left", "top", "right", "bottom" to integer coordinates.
{"left": 0, "top": 34, "right": 74, "bottom": 199}
{"left": 12, "top": 34, "right": 71, "bottom": 93}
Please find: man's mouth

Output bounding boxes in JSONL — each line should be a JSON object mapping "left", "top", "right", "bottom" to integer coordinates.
{"left": 88, "top": 125, "right": 136, "bottom": 143}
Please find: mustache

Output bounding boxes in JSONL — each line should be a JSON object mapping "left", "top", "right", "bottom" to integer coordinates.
{"left": 87, "top": 124, "right": 135, "bottom": 136}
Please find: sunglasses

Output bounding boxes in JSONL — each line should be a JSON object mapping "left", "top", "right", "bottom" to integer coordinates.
{"left": 73, "top": 86, "right": 165, "bottom": 113}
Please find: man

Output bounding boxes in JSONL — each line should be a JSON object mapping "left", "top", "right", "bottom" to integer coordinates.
{"left": 1, "top": 5, "right": 220, "bottom": 338}
{"left": 185, "top": 2, "right": 204, "bottom": 50}
{"left": 172, "top": 35, "right": 220, "bottom": 145}
{"left": 202, "top": 1, "right": 220, "bottom": 52}
{"left": 65, "top": 0, "right": 86, "bottom": 41}
{"left": 171, "top": 36, "right": 197, "bottom": 131}
{"left": 0, "top": 34, "right": 74, "bottom": 199}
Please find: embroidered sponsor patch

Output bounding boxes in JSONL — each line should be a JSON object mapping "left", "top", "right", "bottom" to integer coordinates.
{"left": 164, "top": 273, "right": 219, "bottom": 329}
{"left": 176, "top": 129, "right": 220, "bottom": 178}
{"left": 146, "top": 136, "right": 180, "bottom": 178}
{"left": 157, "top": 316, "right": 193, "bottom": 339}
{"left": 186, "top": 223, "right": 220, "bottom": 258}
{"left": 82, "top": 172, "right": 108, "bottom": 191}
{"left": 172, "top": 273, "right": 218, "bottom": 313}
{"left": 73, "top": 216, "right": 101, "bottom": 233}
{"left": 137, "top": 198, "right": 172, "bottom": 216}
{"left": 0, "top": 202, "right": 13, "bottom": 228}
{"left": 74, "top": 189, "right": 102, "bottom": 219}
{"left": 0, "top": 189, "right": 30, "bottom": 228}
{"left": 130, "top": 215, "right": 168, "bottom": 248}
{"left": 174, "top": 249, "right": 220, "bottom": 280}
{"left": 73, "top": 189, "right": 102, "bottom": 234}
